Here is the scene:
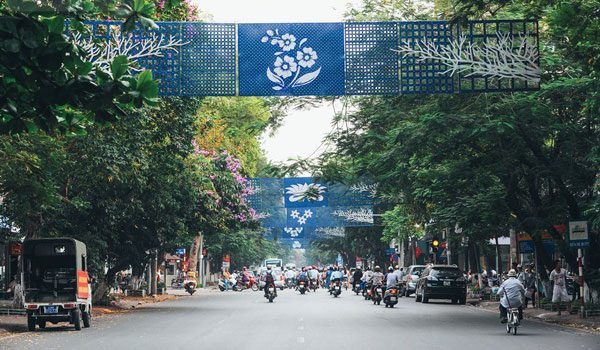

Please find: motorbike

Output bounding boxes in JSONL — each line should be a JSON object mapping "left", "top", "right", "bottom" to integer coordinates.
{"left": 265, "top": 283, "right": 277, "bottom": 303}
{"left": 232, "top": 276, "right": 259, "bottom": 292}
{"left": 297, "top": 280, "right": 308, "bottom": 295}
{"left": 383, "top": 285, "right": 400, "bottom": 308}
{"left": 330, "top": 280, "right": 342, "bottom": 297}
{"left": 286, "top": 277, "right": 296, "bottom": 289}
{"left": 372, "top": 285, "right": 383, "bottom": 305}
{"left": 364, "top": 283, "right": 372, "bottom": 300}
{"left": 353, "top": 283, "right": 362, "bottom": 295}
{"left": 171, "top": 278, "right": 184, "bottom": 289}
{"left": 184, "top": 279, "right": 196, "bottom": 295}
{"left": 504, "top": 291, "right": 520, "bottom": 335}
{"left": 310, "top": 278, "right": 318, "bottom": 292}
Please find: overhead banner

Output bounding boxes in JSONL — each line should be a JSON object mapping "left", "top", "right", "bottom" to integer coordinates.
{"left": 248, "top": 177, "right": 377, "bottom": 247}
{"left": 74, "top": 20, "right": 540, "bottom": 97}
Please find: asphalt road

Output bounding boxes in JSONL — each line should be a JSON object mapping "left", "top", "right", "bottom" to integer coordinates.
{"left": 1, "top": 288, "right": 599, "bottom": 350}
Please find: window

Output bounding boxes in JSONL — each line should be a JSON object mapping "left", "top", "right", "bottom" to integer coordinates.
{"left": 81, "top": 255, "right": 86, "bottom": 271}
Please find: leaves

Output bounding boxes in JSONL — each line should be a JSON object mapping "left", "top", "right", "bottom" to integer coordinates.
{"left": 267, "top": 67, "right": 285, "bottom": 87}
{"left": 292, "top": 67, "right": 321, "bottom": 87}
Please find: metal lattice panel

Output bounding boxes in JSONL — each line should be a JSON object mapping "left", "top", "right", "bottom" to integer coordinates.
{"left": 399, "top": 21, "right": 454, "bottom": 94}
{"left": 180, "top": 23, "right": 237, "bottom": 96}
{"left": 457, "top": 20, "right": 539, "bottom": 93}
{"left": 73, "top": 20, "right": 540, "bottom": 96}
{"left": 132, "top": 22, "right": 183, "bottom": 96}
{"left": 344, "top": 22, "right": 400, "bottom": 95}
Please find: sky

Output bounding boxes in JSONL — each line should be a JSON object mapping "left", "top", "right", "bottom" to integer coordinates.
{"left": 198, "top": 0, "right": 362, "bottom": 163}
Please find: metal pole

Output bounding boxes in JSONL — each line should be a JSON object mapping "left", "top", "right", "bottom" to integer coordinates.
{"left": 578, "top": 248, "right": 585, "bottom": 318}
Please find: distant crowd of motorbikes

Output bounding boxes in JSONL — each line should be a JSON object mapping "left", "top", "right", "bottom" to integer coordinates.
{"left": 216, "top": 265, "right": 404, "bottom": 308}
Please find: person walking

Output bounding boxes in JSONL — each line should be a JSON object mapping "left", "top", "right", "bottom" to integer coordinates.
{"left": 518, "top": 266, "right": 535, "bottom": 308}
{"left": 549, "top": 260, "right": 571, "bottom": 315}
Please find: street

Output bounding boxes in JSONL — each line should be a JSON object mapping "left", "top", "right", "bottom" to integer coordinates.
{"left": 1, "top": 288, "right": 599, "bottom": 350}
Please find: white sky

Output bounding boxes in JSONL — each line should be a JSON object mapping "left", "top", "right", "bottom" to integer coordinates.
{"left": 198, "top": 0, "right": 362, "bottom": 164}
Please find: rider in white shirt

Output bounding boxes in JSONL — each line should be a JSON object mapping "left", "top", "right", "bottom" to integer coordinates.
{"left": 497, "top": 269, "right": 525, "bottom": 323}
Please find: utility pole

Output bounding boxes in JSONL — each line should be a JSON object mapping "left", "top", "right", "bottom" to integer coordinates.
{"left": 151, "top": 250, "right": 158, "bottom": 295}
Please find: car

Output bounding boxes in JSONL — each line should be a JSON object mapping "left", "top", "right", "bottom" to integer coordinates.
{"left": 258, "top": 267, "right": 285, "bottom": 290}
{"left": 402, "top": 265, "right": 425, "bottom": 296}
{"left": 414, "top": 265, "right": 466, "bottom": 304}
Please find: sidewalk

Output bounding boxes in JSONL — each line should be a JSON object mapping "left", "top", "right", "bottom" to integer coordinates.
{"left": 476, "top": 301, "right": 600, "bottom": 333}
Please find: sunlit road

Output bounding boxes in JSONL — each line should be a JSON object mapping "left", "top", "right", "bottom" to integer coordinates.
{"left": 1, "top": 288, "right": 599, "bottom": 350}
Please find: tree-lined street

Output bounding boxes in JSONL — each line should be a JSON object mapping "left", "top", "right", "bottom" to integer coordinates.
{"left": 1, "top": 289, "right": 599, "bottom": 350}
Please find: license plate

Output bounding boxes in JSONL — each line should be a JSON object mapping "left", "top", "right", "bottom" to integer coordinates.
{"left": 390, "top": 297, "right": 397, "bottom": 301}
{"left": 444, "top": 281, "right": 451, "bottom": 286}
{"left": 269, "top": 288, "right": 275, "bottom": 292}
{"left": 44, "top": 306, "right": 58, "bottom": 314}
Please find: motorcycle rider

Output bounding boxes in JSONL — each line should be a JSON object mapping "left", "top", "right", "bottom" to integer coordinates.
{"left": 497, "top": 269, "right": 525, "bottom": 323}
{"left": 369, "top": 266, "right": 385, "bottom": 296}
{"left": 330, "top": 266, "right": 343, "bottom": 293}
{"left": 307, "top": 266, "right": 319, "bottom": 289}
{"left": 352, "top": 267, "right": 363, "bottom": 291}
{"left": 297, "top": 267, "right": 310, "bottom": 291}
{"left": 263, "top": 266, "right": 278, "bottom": 298}
{"left": 361, "top": 266, "right": 373, "bottom": 292}
{"left": 285, "top": 267, "right": 296, "bottom": 288}
{"left": 386, "top": 266, "right": 399, "bottom": 289}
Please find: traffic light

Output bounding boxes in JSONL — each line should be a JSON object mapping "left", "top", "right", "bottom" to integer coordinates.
{"left": 431, "top": 238, "right": 440, "bottom": 253}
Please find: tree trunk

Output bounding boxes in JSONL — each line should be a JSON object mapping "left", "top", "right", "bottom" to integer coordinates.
{"left": 188, "top": 235, "right": 201, "bottom": 272}
{"left": 93, "top": 264, "right": 127, "bottom": 304}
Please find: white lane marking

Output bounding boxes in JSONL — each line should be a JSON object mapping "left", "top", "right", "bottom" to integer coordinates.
{"left": 297, "top": 337, "right": 305, "bottom": 344}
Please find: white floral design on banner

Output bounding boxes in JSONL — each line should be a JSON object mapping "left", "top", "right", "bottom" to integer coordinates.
{"left": 284, "top": 227, "right": 304, "bottom": 238}
{"left": 261, "top": 29, "right": 321, "bottom": 91}
{"left": 290, "top": 209, "right": 314, "bottom": 225}
{"left": 285, "top": 183, "right": 326, "bottom": 203}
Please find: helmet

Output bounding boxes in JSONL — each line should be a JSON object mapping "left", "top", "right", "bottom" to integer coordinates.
{"left": 508, "top": 269, "right": 517, "bottom": 277}
{"left": 395, "top": 265, "right": 399, "bottom": 270}
{"left": 374, "top": 266, "right": 381, "bottom": 272}
{"left": 388, "top": 266, "right": 394, "bottom": 272}
{"left": 267, "top": 266, "right": 272, "bottom": 271}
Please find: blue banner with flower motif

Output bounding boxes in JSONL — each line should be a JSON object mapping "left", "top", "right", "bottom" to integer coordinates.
{"left": 80, "top": 20, "right": 539, "bottom": 96}
{"left": 248, "top": 178, "right": 377, "bottom": 247}
{"left": 238, "top": 23, "right": 345, "bottom": 96}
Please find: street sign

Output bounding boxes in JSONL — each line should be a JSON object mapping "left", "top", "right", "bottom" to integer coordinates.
{"left": 518, "top": 240, "right": 535, "bottom": 254}
{"left": 569, "top": 221, "right": 589, "bottom": 248}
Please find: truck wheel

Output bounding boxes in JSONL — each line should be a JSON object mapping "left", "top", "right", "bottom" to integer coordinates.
{"left": 72, "top": 309, "right": 82, "bottom": 331}
{"left": 459, "top": 297, "right": 466, "bottom": 305}
{"left": 82, "top": 310, "right": 91, "bottom": 328}
{"left": 38, "top": 321, "right": 46, "bottom": 329}
{"left": 27, "top": 314, "right": 36, "bottom": 331}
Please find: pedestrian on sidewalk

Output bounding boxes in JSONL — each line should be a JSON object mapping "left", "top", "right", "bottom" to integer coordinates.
{"left": 518, "top": 266, "right": 536, "bottom": 308}
{"left": 549, "top": 260, "right": 571, "bottom": 315}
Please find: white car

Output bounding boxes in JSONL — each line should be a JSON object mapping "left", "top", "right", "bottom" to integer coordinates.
{"left": 402, "top": 265, "right": 425, "bottom": 296}
{"left": 258, "top": 268, "right": 284, "bottom": 290}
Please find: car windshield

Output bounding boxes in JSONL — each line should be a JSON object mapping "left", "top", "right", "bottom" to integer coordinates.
{"left": 411, "top": 266, "right": 425, "bottom": 275}
{"left": 431, "top": 268, "right": 462, "bottom": 279}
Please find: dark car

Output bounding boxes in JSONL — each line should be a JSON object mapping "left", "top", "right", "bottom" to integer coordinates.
{"left": 415, "top": 265, "right": 466, "bottom": 304}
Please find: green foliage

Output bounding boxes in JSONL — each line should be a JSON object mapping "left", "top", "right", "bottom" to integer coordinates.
{"left": 0, "top": 0, "right": 160, "bottom": 134}
{"left": 314, "top": 0, "right": 599, "bottom": 273}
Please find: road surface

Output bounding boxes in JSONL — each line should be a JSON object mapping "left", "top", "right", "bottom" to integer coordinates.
{"left": 1, "top": 288, "right": 599, "bottom": 350}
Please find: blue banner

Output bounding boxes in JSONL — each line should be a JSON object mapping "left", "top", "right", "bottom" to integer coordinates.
{"left": 238, "top": 23, "right": 345, "bottom": 96}
{"left": 79, "top": 20, "right": 539, "bottom": 97}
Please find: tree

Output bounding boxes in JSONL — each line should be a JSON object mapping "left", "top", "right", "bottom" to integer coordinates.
{"left": 317, "top": 0, "right": 599, "bottom": 279}
{"left": 0, "top": 0, "right": 160, "bottom": 134}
